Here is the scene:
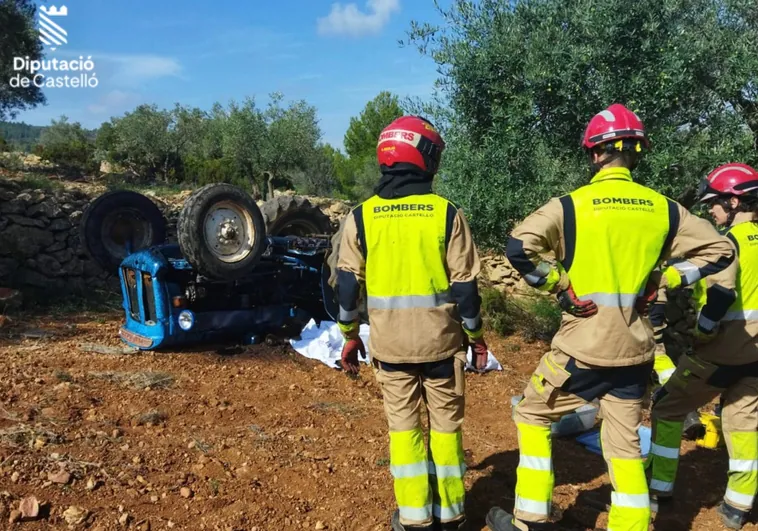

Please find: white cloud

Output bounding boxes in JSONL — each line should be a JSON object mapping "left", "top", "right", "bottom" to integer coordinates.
{"left": 317, "top": 0, "right": 400, "bottom": 37}
{"left": 87, "top": 90, "right": 142, "bottom": 115}
{"left": 100, "top": 54, "right": 183, "bottom": 86}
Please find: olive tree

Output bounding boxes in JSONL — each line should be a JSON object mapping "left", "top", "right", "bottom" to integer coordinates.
{"left": 405, "top": 0, "right": 758, "bottom": 249}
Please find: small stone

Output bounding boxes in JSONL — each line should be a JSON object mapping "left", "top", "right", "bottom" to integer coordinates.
{"left": 62, "top": 505, "right": 89, "bottom": 525}
{"left": 86, "top": 477, "right": 97, "bottom": 491}
{"left": 9, "top": 509, "right": 21, "bottom": 523}
{"left": 112, "top": 429, "right": 121, "bottom": 438}
{"left": 18, "top": 495, "right": 39, "bottom": 518}
{"left": 180, "top": 487, "right": 192, "bottom": 499}
{"left": 150, "top": 495, "right": 159, "bottom": 503}
{"left": 49, "top": 469, "right": 71, "bottom": 484}
{"left": 10, "top": 471, "right": 19, "bottom": 483}
{"left": 33, "top": 437, "right": 46, "bottom": 449}
{"left": 132, "top": 456, "right": 141, "bottom": 465}
{"left": 315, "top": 521, "right": 326, "bottom": 530}
{"left": 118, "top": 512, "right": 130, "bottom": 526}
{"left": 187, "top": 440, "right": 196, "bottom": 449}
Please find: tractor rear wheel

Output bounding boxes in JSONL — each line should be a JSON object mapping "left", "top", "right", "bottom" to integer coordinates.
{"left": 261, "top": 195, "right": 333, "bottom": 237}
{"left": 80, "top": 190, "right": 167, "bottom": 273}
{"left": 177, "top": 183, "right": 266, "bottom": 280}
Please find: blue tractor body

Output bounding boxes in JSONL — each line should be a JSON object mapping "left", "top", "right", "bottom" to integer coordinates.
{"left": 116, "top": 237, "right": 335, "bottom": 351}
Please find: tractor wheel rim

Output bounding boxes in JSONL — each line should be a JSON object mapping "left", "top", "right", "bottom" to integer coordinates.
{"left": 204, "top": 201, "right": 255, "bottom": 263}
{"left": 101, "top": 209, "right": 152, "bottom": 259}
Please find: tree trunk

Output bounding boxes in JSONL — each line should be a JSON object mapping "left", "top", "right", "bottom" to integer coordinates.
{"left": 265, "top": 171, "right": 274, "bottom": 200}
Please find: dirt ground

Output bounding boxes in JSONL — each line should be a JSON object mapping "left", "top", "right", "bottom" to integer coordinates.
{"left": 0, "top": 311, "right": 752, "bottom": 531}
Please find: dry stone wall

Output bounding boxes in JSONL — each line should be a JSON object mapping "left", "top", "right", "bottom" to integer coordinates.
{"left": 0, "top": 179, "right": 117, "bottom": 300}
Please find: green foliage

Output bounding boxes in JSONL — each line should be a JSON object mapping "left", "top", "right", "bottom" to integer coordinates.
{"left": 0, "top": 121, "right": 47, "bottom": 151}
{"left": 344, "top": 91, "right": 404, "bottom": 161}
{"left": 0, "top": 135, "right": 8, "bottom": 152}
{"left": 95, "top": 94, "right": 327, "bottom": 198}
{"left": 480, "top": 287, "right": 562, "bottom": 341}
{"left": 0, "top": 151, "right": 24, "bottom": 171}
{"left": 330, "top": 91, "right": 406, "bottom": 201}
{"left": 350, "top": 157, "right": 382, "bottom": 202}
{"left": 16, "top": 174, "right": 63, "bottom": 192}
{"left": 289, "top": 143, "right": 340, "bottom": 197}
{"left": 37, "top": 116, "right": 98, "bottom": 176}
{"left": 0, "top": 0, "right": 45, "bottom": 121}
{"left": 406, "top": 0, "right": 758, "bottom": 249}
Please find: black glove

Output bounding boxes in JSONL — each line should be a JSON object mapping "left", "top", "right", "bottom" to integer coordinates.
{"left": 557, "top": 285, "right": 598, "bottom": 318}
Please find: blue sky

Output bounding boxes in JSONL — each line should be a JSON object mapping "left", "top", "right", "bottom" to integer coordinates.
{"left": 11, "top": 0, "right": 451, "bottom": 151}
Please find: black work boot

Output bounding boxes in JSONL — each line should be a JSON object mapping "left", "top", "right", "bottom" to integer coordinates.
{"left": 391, "top": 510, "right": 434, "bottom": 531}
{"left": 485, "top": 507, "right": 553, "bottom": 531}
{"left": 717, "top": 501, "right": 749, "bottom": 530}
{"left": 437, "top": 517, "right": 468, "bottom": 530}
{"left": 650, "top": 493, "right": 673, "bottom": 516}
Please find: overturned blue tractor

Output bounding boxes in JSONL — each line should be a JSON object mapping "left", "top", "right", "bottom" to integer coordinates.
{"left": 81, "top": 183, "right": 364, "bottom": 351}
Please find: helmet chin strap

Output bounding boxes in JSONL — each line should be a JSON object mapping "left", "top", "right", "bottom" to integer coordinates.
{"left": 589, "top": 150, "right": 622, "bottom": 174}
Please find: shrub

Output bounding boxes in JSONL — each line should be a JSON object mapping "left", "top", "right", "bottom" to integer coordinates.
{"left": 0, "top": 152, "right": 24, "bottom": 171}
{"left": 480, "top": 287, "right": 562, "bottom": 342}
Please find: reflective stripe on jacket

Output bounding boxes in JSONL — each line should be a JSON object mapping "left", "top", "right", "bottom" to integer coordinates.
{"left": 336, "top": 193, "right": 482, "bottom": 364}
{"left": 506, "top": 167, "right": 735, "bottom": 367}
{"left": 697, "top": 213, "right": 758, "bottom": 365}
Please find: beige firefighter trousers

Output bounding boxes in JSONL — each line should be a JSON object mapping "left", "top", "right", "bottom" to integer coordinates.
{"left": 513, "top": 349, "right": 652, "bottom": 529}
{"left": 371, "top": 351, "right": 468, "bottom": 526}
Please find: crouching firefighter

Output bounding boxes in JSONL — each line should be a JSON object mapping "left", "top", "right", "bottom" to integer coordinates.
{"left": 486, "top": 103, "right": 736, "bottom": 531}
{"left": 649, "top": 163, "right": 758, "bottom": 530}
{"left": 334, "top": 115, "right": 490, "bottom": 531}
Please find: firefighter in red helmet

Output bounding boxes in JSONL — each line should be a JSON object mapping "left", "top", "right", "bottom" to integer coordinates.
{"left": 335, "top": 115, "right": 489, "bottom": 531}
{"left": 649, "top": 163, "right": 758, "bottom": 530}
{"left": 486, "top": 104, "right": 735, "bottom": 531}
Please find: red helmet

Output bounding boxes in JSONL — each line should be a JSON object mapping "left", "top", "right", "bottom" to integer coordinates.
{"left": 377, "top": 116, "right": 445, "bottom": 174}
{"left": 698, "top": 163, "right": 758, "bottom": 203}
{"left": 582, "top": 103, "right": 649, "bottom": 150}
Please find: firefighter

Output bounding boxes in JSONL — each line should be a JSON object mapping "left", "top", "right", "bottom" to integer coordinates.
{"left": 335, "top": 115, "right": 489, "bottom": 531}
{"left": 649, "top": 163, "right": 758, "bottom": 530}
{"left": 486, "top": 103, "right": 736, "bottom": 531}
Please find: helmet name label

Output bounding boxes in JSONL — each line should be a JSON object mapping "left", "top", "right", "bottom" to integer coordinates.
{"left": 592, "top": 197, "right": 654, "bottom": 207}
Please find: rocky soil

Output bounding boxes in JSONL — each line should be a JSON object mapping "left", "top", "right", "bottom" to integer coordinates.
{"left": 0, "top": 310, "right": 745, "bottom": 531}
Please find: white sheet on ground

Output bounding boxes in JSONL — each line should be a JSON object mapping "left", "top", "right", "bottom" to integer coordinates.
{"left": 289, "top": 319, "right": 502, "bottom": 372}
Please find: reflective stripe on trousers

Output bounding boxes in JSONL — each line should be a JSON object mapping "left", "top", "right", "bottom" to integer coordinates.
{"left": 514, "top": 423, "right": 553, "bottom": 522}
{"left": 724, "top": 431, "right": 758, "bottom": 511}
{"left": 607, "top": 457, "right": 650, "bottom": 531}
{"left": 389, "top": 428, "right": 466, "bottom": 525}
{"left": 367, "top": 291, "right": 452, "bottom": 310}
{"left": 648, "top": 419, "right": 684, "bottom": 496}
{"left": 428, "top": 430, "right": 466, "bottom": 522}
{"left": 654, "top": 353, "right": 676, "bottom": 386}
{"left": 390, "top": 428, "right": 432, "bottom": 525}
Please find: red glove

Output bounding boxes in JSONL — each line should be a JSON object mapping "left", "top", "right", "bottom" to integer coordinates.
{"left": 340, "top": 337, "right": 365, "bottom": 375}
{"left": 635, "top": 280, "right": 658, "bottom": 316}
{"left": 471, "top": 337, "right": 489, "bottom": 371}
{"left": 556, "top": 285, "right": 598, "bottom": 318}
